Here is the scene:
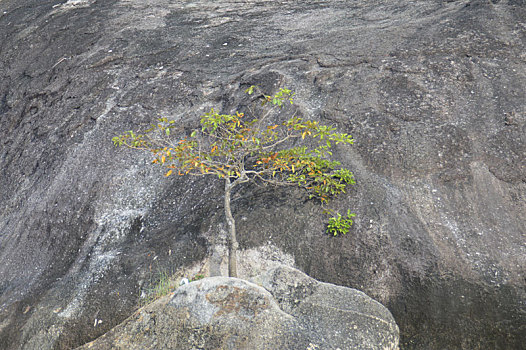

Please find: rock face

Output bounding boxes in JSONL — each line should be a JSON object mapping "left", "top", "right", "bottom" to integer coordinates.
{"left": 0, "top": 0, "right": 525, "bottom": 349}
{"left": 77, "top": 266, "right": 399, "bottom": 350}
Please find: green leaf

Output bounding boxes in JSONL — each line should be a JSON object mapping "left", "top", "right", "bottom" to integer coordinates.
{"left": 112, "top": 86, "right": 357, "bottom": 239}
{"left": 245, "top": 85, "right": 255, "bottom": 95}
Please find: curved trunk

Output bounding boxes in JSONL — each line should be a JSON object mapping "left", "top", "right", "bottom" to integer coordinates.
{"left": 224, "top": 177, "right": 238, "bottom": 277}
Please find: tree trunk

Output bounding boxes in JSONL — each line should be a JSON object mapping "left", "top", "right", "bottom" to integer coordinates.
{"left": 224, "top": 177, "right": 238, "bottom": 277}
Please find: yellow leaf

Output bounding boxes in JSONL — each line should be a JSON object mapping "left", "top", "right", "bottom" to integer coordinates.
{"left": 292, "top": 165, "right": 295, "bottom": 172}
{"left": 165, "top": 170, "right": 173, "bottom": 176}
{"left": 302, "top": 131, "right": 306, "bottom": 139}
{"left": 161, "top": 155, "right": 166, "bottom": 164}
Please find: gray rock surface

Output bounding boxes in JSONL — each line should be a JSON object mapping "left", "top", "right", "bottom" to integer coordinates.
{"left": 76, "top": 266, "right": 399, "bottom": 350}
{"left": 0, "top": 0, "right": 525, "bottom": 349}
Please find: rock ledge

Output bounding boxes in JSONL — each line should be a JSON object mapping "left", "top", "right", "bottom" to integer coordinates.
{"left": 77, "top": 266, "right": 399, "bottom": 350}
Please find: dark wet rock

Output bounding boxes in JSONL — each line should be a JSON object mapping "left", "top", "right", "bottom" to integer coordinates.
{"left": 76, "top": 266, "right": 399, "bottom": 350}
{"left": 0, "top": 0, "right": 525, "bottom": 349}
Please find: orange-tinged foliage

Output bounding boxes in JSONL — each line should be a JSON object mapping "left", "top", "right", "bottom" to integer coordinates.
{"left": 112, "top": 86, "right": 356, "bottom": 235}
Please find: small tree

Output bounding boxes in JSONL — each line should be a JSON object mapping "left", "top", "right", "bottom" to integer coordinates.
{"left": 113, "top": 87, "right": 355, "bottom": 277}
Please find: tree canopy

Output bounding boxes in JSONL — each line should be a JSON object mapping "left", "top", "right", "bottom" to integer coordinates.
{"left": 113, "top": 86, "right": 356, "bottom": 276}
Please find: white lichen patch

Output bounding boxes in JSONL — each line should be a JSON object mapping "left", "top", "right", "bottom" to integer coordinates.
{"left": 58, "top": 206, "right": 148, "bottom": 319}
{"left": 207, "top": 242, "right": 296, "bottom": 279}
{"left": 238, "top": 245, "right": 296, "bottom": 277}
{"left": 54, "top": 0, "right": 95, "bottom": 11}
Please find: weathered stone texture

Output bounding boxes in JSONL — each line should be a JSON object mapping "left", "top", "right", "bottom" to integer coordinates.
{"left": 0, "top": 0, "right": 524, "bottom": 349}
{"left": 76, "top": 267, "right": 399, "bottom": 350}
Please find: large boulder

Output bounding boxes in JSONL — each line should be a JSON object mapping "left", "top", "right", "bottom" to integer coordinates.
{"left": 0, "top": 0, "right": 524, "bottom": 349}
{"left": 77, "top": 266, "right": 399, "bottom": 349}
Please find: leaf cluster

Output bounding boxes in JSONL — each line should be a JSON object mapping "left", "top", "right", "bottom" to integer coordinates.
{"left": 113, "top": 87, "right": 354, "bottom": 203}
{"left": 326, "top": 209, "right": 356, "bottom": 236}
{"left": 113, "top": 86, "right": 356, "bottom": 232}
